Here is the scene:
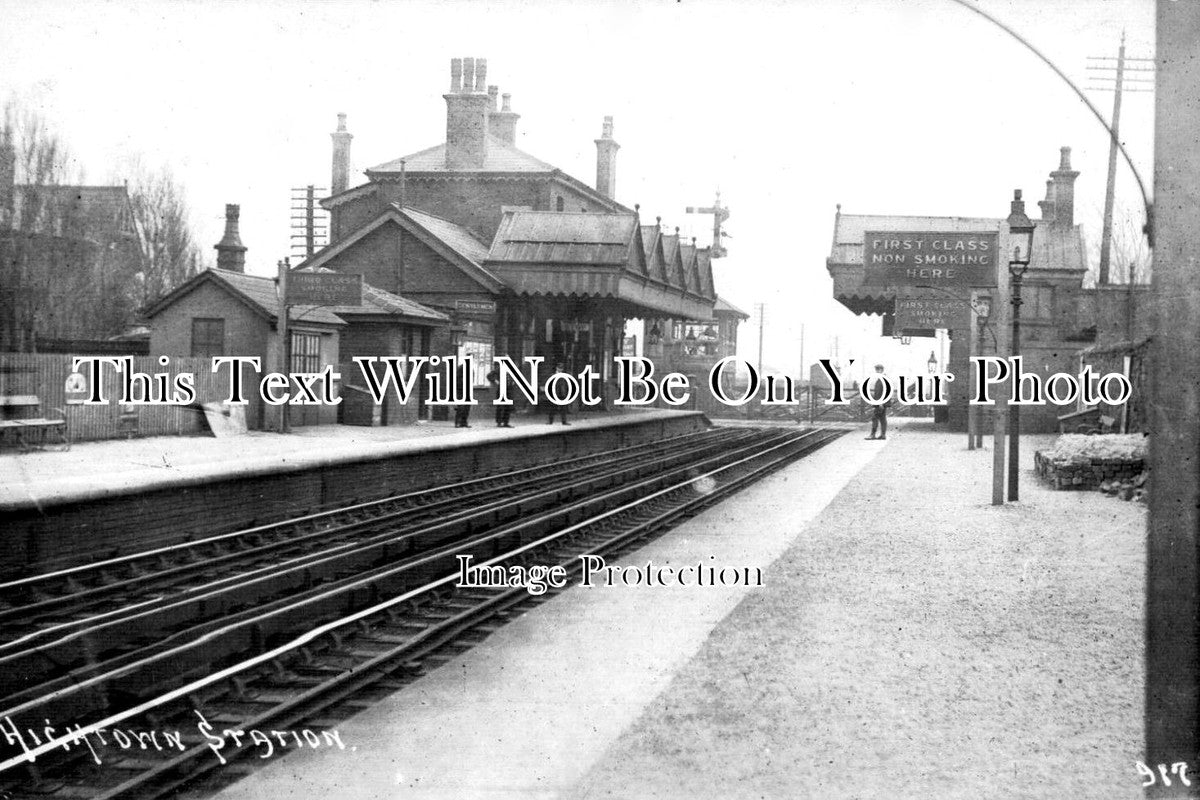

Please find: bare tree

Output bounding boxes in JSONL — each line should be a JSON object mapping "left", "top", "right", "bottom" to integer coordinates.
{"left": 0, "top": 98, "right": 78, "bottom": 351}
{"left": 1084, "top": 202, "right": 1152, "bottom": 287}
{"left": 118, "top": 157, "right": 203, "bottom": 308}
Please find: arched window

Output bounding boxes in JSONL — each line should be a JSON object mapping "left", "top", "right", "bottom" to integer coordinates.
{"left": 556, "top": 196, "right": 564, "bottom": 212}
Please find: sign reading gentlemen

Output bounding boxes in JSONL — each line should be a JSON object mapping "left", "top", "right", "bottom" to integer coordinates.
{"left": 863, "top": 231, "right": 998, "bottom": 287}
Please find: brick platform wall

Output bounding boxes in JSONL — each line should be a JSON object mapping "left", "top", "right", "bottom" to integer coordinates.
{"left": 2, "top": 413, "right": 709, "bottom": 578}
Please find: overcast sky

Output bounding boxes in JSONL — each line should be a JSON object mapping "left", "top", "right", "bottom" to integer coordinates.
{"left": 0, "top": 0, "right": 1153, "bottom": 378}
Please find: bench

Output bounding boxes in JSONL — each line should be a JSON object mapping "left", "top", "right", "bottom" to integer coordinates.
{"left": 0, "top": 395, "right": 69, "bottom": 452}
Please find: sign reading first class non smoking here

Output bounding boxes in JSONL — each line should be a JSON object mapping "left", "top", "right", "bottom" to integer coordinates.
{"left": 863, "top": 231, "right": 999, "bottom": 287}
{"left": 287, "top": 272, "right": 363, "bottom": 306}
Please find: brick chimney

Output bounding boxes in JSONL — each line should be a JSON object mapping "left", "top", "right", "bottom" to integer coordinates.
{"left": 214, "top": 204, "right": 247, "bottom": 273}
{"left": 594, "top": 116, "right": 619, "bottom": 200}
{"left": 1050, "top": 146, "right": 1079, "bottom": 229}
{"left": 0, "top": 142, "right": 14, "bottom": 225}
{"left": 490, "top": 92, "right": 520, "bottom": 146}
{"left": 330, "top": 113, "right": 353, "bottom": 195}
{"left": 444, "top": 57, "right": 491, "bottom": 169}
{"left": 1037, "top": 179, "right": 1056, "bottom": 225}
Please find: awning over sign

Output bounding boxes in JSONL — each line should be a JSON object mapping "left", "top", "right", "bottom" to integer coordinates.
{"left": 826, "top": 210, "right": 1002, "bottom": 316}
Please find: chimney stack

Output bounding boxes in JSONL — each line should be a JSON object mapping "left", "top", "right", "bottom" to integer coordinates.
{"left": 444, "top": 57, "right": 491, "bottom": 169}
{"left": 1050, "top": 146, "right": 1080, "bottom": 229}
{"left": 330, "top": 113, "right": 353, "bottom": 196}
{"left": 594, "top": 116, "right": 620, "bottom": 200}
{"left": 215, "top": 204, "right": 247, "bottom": 273}
{"left": 490, "top": 92, "right": 520, "bottom": 146}
{"left": 1037, "top": 178, "right": 1056, "bottom": 225}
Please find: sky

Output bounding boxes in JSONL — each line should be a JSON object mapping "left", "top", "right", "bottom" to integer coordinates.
{"left": 0, "top": 0, "right": 1154, "bottom": 380}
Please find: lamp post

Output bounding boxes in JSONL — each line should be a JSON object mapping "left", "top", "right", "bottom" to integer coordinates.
{"left": 970, "top": 294, "right": 992, "bottom": 450}
{"left": 1005, "top": 190, "right": 1036, "bottom": 501}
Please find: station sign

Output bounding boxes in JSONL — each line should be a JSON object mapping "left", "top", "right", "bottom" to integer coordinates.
{"left": 863, "top": 231, "right": 998, "bottom": 288}
{"left": 455, "top": 299, "right": 497, "bottom": 315}
{"left": 287, "top": 272, "right": 362, "bottom": 306}
{"left": 894, "top": 296, "right": 971, "bottom": 331}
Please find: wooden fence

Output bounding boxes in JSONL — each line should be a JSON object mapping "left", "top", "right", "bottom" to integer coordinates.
{"left": 0, "top": 353, "right": 231, "bottom": 443}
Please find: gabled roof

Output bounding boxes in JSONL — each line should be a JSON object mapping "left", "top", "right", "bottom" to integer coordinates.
{"left": 660, "top": 232, "right": 686, "bottom": 289}
{"left": 640, "top": 225, "right": 668, "bottom": 283}
{"left": 486, "top": 210, "right": 639, "bottom": 265}
{"left": 679, "top": 241, "right": 699, "bottom": 294}
{"left": 400, "top": 205, "right": 491, "bottom": 265}
{"left": 696, "top": 248, "right": 715, "bottom": 297}
{"left": 143, "top": 268, "right": 345, "bottom": 326}
{"left": 714, "top": 295, "right": 749, "bottom": 319}
{"left": 368, "top": 137, "right": 557, "bottom": 175}
{"left": 294, "top": 205, "right": 503, "bottom": 293}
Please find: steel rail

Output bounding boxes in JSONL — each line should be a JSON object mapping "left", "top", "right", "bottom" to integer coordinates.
{"left": 0, "top": 428, "right": 842, "bottom": 797}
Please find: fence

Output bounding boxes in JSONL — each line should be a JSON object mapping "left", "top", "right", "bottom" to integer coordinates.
{"left": 0, "top": 353, "right": 231, "bottom": 443}
{"left": 1077, "top": 337, "right": 1151, "bottom": 434}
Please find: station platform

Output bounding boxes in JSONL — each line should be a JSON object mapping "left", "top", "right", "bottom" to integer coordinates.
{"left": 0, "top": 408, "right": 709, "bottom": 577}
{"left": 212, "top": 421, "right": 1144, "bottom": 799}
{"left": 0, "top": 408, "right": 676, "bottom": 510}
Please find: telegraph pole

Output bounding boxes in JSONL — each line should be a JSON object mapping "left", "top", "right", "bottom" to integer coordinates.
{"left": 1087, "top": 34, "right": 1153, "bottom": 285}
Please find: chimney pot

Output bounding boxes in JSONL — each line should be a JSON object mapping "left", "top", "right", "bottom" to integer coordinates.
{"left": 475, "top": 58, "right": 487, "bottom": 92}
{"left": 462, "top": 58, "right": 475, "bottom": 93}
{"left": 1059, "top": 146, "right": 1072, "bottom": 170}
{"left": 501, "top": 93, "right": 511, "bottom": 112}
{"left": 215, "top": 203, "right": 248, "bottom": 273}
{"left": 488, "top": 85, "right": 499, "bottom": 111}
{"left": 450, "top": 58, "right": 463, "bottom": 92}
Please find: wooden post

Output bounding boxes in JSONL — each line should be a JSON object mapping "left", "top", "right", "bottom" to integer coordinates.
{"left": 1145, "top": 1, "right": 1200, "bottom": 789}
{"left": 277, "top": 258, "right": 290, "bottom": 434}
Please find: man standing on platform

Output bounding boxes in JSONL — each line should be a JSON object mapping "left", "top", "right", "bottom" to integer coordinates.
{"left": 546, "top": 363, "right": 570, "bottom": 426}
{"left": 488, "top": 367, "right": 513, "bottom": 428}
{"left": 866, "top": 363, "right": 891, "bottom": 440}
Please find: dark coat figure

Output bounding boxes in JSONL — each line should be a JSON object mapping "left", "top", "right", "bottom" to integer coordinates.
{"left": 546, "top": 363, "right": 570, "bottom": 426}
{"left": 866, "top": 364, "right": 891, "bottom": 440}
{"left": 454, "top": 402, "right": 471, "bottom": 428}
{"left": 487, "top": 368, "right": 513, "bottom": 428}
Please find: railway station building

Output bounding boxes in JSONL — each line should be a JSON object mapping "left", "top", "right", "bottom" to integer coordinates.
{"left": 826, "top": 147, "right": 1147, "bottom": 433}
{"left": 299, "top": 58, "right": 720, "bottom": 400}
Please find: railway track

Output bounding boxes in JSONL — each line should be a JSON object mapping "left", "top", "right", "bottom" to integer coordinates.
{"left": 0, "top": 426, "right": 843, "bottom": 799}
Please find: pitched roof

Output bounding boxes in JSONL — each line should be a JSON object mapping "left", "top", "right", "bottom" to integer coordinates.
{"left": 143, "top": 268, "right": 345, "bottom": 326}
{"left": 487, "top": 210, "right": 639, "bottom": 265}
{"left": 293, "top": 205, "right": 503, "bottom": 293}
{"left": 368, "top": 137, "right": 556, "bottom": 175}
{"left": 714, "top": 295, "right": 749, "bottom": 319}
{"left": 398, "top": 205, "right": 491, "bottom": 264}
{"left": 696, "top": 248, "right": 715, "bottom": 297}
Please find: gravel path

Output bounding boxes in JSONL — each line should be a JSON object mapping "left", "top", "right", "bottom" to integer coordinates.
{"left": 570, "top": 430, "right": 1145, "bottom": 800}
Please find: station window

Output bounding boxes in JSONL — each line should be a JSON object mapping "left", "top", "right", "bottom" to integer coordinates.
{"left": 291, "top": 331, "right": 321, "bottom": 373}
{"left": 556, "top": 196, "right": 565, "bottom": 212}
{"left": 190, "top": 318, "right": 224, "bottom": 358}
